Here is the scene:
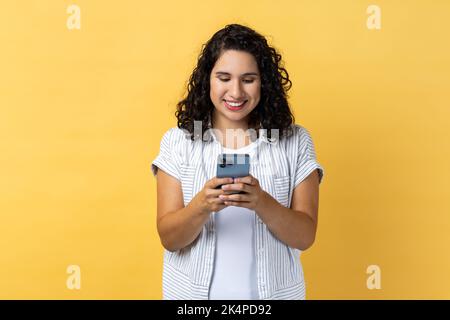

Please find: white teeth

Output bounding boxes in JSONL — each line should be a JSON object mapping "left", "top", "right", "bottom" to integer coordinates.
{"left": 226, "top": 101, "right": 246, "bottom": 107}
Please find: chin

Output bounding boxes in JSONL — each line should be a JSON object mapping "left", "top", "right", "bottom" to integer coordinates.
{"left": 223, "top": 112, "right": 250, "bottom": 122}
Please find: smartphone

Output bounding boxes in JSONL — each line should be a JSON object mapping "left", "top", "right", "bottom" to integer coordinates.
{"left": 216, "top": 153, "right": 250, "bottom": 194}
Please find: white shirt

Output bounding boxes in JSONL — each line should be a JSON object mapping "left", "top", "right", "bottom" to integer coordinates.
{"left": 151, "top": 124, "right": 325, "bottom": 300}
{"left": 209, "top": 140, "right": 259, "bottom": 300}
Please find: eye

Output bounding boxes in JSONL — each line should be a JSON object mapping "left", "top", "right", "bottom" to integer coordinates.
{"left": 219, "top": 78, "right": 254, "bottom": 83}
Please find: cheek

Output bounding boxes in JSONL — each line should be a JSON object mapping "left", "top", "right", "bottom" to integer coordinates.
{"left": 248, "top": 81, "right": 260, "bottom": 94}
{"left": 210, "top": 81, "right": 226, "bottom": 100}
{"left": 250, "top": 85, "right": 261, "bottom": 101}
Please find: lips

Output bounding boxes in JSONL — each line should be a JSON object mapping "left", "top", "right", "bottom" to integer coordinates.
{"left": 224, "top": 100, "right": 247, "bottom": 111}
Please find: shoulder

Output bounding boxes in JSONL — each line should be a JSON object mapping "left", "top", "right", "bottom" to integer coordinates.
{"left": 160, "top": 127, "right": 191, "bottom": 146}
{"left": 294, "top": 124, "right": 315, "bottom": 142}
{"left": 292, "top": 123, "right": 307, "bottom": 137}
{"left": 279, "top": 124, "right": 318, "bottom": 161}
{"left": 281, "top": 124, "right": 311, "bottom": 144}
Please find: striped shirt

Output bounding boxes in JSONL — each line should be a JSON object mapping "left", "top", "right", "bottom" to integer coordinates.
{"left": 151, "top": 124, "right": 325, "bottom": 300}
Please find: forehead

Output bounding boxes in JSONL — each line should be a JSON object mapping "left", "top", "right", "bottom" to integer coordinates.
{"left": 213, "top": 50, "right": 259, "bottom": 74}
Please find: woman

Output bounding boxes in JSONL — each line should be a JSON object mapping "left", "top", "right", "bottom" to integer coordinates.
{"left": 151, "top": 23, "right": 324, "bottom": 300}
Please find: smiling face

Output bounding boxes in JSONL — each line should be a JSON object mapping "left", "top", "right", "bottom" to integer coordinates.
{"left": 209, "top": 49, "right": 261, "bottom": 130}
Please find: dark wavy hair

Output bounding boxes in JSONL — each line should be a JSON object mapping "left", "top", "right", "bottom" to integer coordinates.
{"left": 175, "top": 23, "right": 295, "bottom": 141}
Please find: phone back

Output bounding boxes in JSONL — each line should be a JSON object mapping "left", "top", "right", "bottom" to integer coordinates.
{"left": 216, "top": 153, "right": 250, "bottom": 178}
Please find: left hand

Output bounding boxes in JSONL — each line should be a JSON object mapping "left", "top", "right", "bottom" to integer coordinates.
{"left": 218, "top": 174, "right": 266, "bottom": 210}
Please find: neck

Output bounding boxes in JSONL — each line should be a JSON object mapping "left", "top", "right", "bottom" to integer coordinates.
{"left": 211, "top": 112, "right": 252, "bottom": 149}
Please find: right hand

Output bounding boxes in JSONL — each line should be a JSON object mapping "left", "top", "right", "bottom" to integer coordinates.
{"left": 190, "top": 177, "right": 234, "bottom": 215}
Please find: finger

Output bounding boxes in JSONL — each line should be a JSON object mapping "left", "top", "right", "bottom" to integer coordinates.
{"left": 223, "top": 200, "right": 251, "bottom": 208}
{"left": 206, "top": 188, "right": 230, "bottom": 197}
{"left": 211, "top": 197, "right": 227, "bottom": 204}
{"left": 210, "top": 177, "right": 234, "bottom": 188}
{"left": 219, "top": 193, "right": 251, "bottom": 202}
{"left": 221, "top": 183, "right": 248, "bottom": 193}
{"left": 208, "top": 198, "right": 227, "bottom": 211}
{"left": 234, "top": 175, "right": 257, "bottom": 186}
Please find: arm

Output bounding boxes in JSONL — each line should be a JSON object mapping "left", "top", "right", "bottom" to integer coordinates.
{"left": 156, "top": 169, "right": 231, "bottom": 252}
{"left": 220, "top": 169, "right": 320, "bottom": 251}
{"left": 255, "top": 169, "right": 320, "bottom": 250}
{"left": 156, "top": 169, "right": 208, "bottom": 252}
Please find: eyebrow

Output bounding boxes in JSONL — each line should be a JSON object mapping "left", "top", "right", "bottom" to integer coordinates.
{"left": 215, "top": 71, "right": 259, "bottom": 77}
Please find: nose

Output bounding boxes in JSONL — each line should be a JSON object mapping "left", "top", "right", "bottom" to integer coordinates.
{"left": 229, "top": 79, "right": 245, "bottom": 100}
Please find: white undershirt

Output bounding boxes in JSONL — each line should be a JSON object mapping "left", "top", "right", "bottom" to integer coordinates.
{"left": 209, "top": 139, "right": 259, "bottom": 300}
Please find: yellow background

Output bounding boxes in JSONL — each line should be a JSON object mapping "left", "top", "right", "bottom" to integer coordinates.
{"left": 1, "top": 0, "right": 449, "bottom": 299}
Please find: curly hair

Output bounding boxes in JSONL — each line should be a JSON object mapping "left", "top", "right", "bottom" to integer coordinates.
{"left": 175, "top": 23, "right": 295, "bottom": 141}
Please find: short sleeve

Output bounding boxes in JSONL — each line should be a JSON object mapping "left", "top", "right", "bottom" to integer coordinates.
{"left": 294, "top": 126, "right": 325, "bottom": 188}
{"left": 151, "top": 128, "right": 181, "bottom": 181}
